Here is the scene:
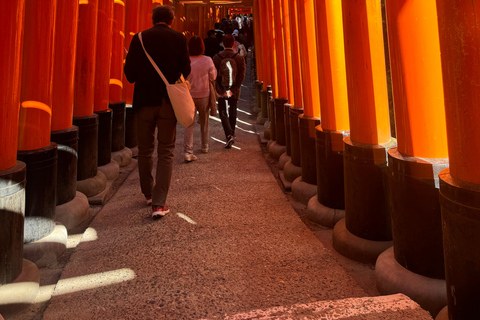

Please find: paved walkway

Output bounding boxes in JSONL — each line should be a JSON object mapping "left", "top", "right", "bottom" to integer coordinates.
{"left": 11, "top": 54, "right": 432, "bottom": 320}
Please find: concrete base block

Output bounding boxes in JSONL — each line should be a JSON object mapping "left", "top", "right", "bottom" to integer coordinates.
{"left": 55, "top": 191, "right": 90, "bottom": 232}
{"left": 87, "top": 180, "right": 113, "bottom": 206}
{"left": 129, "top": 146, "right": 138, "bottom": 158}
{"left": 268, "top": 141, "right": 286, "bottom": 160}
{"left": 283, "top": 160, "right": 302, "bottom": 183}
{"left": 278, "top": 171, "right": 292, "bottom": 192}
{"left": 307, "top": 195, "right": 345, "bottom": 228}
{"left": 291, "top": 176, "right": 317, "bottom": 205}
{"left": 376, "top": 246, "right": 447, "bottom": 317}
{"left": 111, "top": 147, "right": 132, "bottom": 167}
{"left": 76, "top": 170, "right": 107, "bottom": 198}
{"left": 23, "top": 222, "right": 67, "bottom": 268}
{"left": 98, "top": 159, "right": 120, "bottom": 181}
{"left": 278, "top": 153, "right": 290, "bottom": 170}
{"left": 435, "top": 306, "right": 448, "bottom": 320}
{"left": 0, "top": 259, "right": 39, "bottom": 318}
{"left": 333, "top": 218, "right": 393, "bottom": 264}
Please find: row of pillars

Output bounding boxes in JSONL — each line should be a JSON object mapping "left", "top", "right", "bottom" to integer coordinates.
{"left": 0, "top": 0, "right": 186, "bottom": 316}
{"left": 252, "top": 1, "right": 480, "bottom": 319}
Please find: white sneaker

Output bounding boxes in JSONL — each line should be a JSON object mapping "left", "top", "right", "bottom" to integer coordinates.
{"left": 184, "top": 153, "right": 198, "bottom": 162}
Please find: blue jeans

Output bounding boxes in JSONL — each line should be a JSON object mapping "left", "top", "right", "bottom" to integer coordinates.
{"left": 217, "top": 96, "right": 238, "bottom": 139}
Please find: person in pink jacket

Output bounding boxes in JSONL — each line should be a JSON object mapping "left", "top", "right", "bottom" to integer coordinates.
{"left": 184, "top": 36, "right": 217, "bottom": 161}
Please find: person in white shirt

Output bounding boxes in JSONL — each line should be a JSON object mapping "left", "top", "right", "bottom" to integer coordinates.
{"left": 184, "top": 36, "right": 217, "bottom": 161}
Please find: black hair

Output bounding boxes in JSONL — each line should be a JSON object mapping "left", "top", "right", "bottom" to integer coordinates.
{"left": 188, "top": 36, "right": 205, "bottom": 56}
{"left": 223, "top": 34, "right": 235, "bottom": 48}
{"left": 207, "top": 29, "right": 216, "bottom": 37}
{"left": 152, "top": 5, "right": 174, "bottom": 25}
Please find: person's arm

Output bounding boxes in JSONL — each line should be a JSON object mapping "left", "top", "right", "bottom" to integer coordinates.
{"left": 124, "top": 34, "right": 141, "bottom": 83}
{"left": 208, "top": 58, "right": 217, "bottom": 82}
{"left": 232, "top": 55, "right": 246, "bottom": 93}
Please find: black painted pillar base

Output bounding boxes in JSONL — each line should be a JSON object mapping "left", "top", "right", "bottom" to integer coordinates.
{"left": 289, "top": 106, "right": 303, "bottom": 168}
{"left": 439, "top": 169, "right": 480, "bottom": 320}
{"left": 73, "top": 114, "right": 99, "bottom": 181}
{"left": 17, "top": 143, "right": 58, "bottom": 244}
{"left": 298, "top": 114, "right": 321, "bottom": 185}
{"left": 284, "top": 104, "right": 293, "bottom": 156}
{"left": 389, "top": 148, "right": 448, "bottom": 279}
{"left": 96, "top": 108, "right": 113, "bottom": 166}
{"left": 332, "top": 136, "right": 396, "bottom": 263}
{"left": 125, "top": 105, "right": 137, "bottom": 149}
{"left": 51, "top": 126, "right": 78, "bottom": 205}
{"left": 253, "top": 80, "right": 262, "bottom": 114}
{"left": 268, "top": 98, "right": 276, "bottom": 142}
{"left": 274, "top": 98, "right": 288, "bottom": 146}
{"left": 110, "top": 101, "right": 126, "bottom": 152}
{"left": 0, "top": 162, "right": 26, "bottom": 284}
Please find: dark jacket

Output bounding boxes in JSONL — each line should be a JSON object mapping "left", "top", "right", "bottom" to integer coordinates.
{"left": 124, "top": 24, "right": 191, "bottom": 109}
{"left": 204, "top": 36, "right": 222, "bottom": 59}
{"left": 213, "top": 48, "right": 246, "bottom": 100}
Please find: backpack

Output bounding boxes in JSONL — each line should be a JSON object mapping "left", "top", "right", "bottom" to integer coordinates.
{"left": 217, "top": 52, "right": 239, "bottom": 90}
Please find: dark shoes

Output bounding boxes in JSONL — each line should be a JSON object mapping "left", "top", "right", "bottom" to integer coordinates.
{"left": 225, "top": 136, "right": 235, "bottom": 149}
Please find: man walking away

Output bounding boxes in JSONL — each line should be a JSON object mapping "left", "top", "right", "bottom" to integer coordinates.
{"left": 213, "top": 34, "right": 246, "bottom": 148}
{"left": 124, "top": 6, "right": 191, "bottom": 219}
{"left": 204, "top": 29, "right": 222, "bottom": 59}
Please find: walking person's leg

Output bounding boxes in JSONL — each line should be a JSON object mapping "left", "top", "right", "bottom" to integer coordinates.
{"left": 228, "top": 97, "right": 238, "bottom": 138}
{"left": 135, "top": 106, "right": 157, "bottom": 205}
{"left": 196, "top": 97, "right": 210, "bottom": 153}
{"left": 183, "top": 102, "right": 198, "bottom": 162}
{"left": 152, "top": 100, "right": 177, "bottom": 218}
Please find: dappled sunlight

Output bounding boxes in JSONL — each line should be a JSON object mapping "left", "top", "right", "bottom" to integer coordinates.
{"left": 176, "top": 212, "right": 197, "bottom": 225}
{"left": 67, "top": 227, "right": 98, "bottom": 249}
{"left": 236, "top": 118, "right": 254, "bottom": 126}
{"left": 211, "top": 137, "right": 241, "bottom": 150}
{"left": 237, "top": 108, "right": 252, "bottom": 115}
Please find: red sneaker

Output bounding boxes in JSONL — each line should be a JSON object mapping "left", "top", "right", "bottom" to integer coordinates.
{"left": 152, "top": 206, "right": 170, "bottom": 219}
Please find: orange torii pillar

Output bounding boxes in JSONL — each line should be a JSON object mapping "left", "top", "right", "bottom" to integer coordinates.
{"left": 267, "top": 0, "right": 288, "bottom": 161}
{"left": 258, "top": 0, "right": 271, "bottom": 124}
{"left": 109, "top": 0, "right": 130, "bottom": 164}
{"left": 0, "top": 2, "right": 33, "bottom": 310}
{"left": 332, "top": 0, "right": 395, "bottom": 264}
{"left": 50, "top": 0, "right": 90, "bottom": 233}
{"left": 252, "top": 0, "right": 263, "bottom": 116}
{"left": 436, "top": 3, "right": 480, "bottom": 319}
{"left": 307, "top": 0, "right": 349, "bottom": 228}
{"left": 16, "top": 0, "right": 60, "bottom": 255}
{"left": 74, "top": 0, "right": 107, "bottom": 199}
{"left": 290, "top": 0, "right": 321, "bottom": 205}
{"left": 277, "top": 0, "right": 297, "bottom": 180}
{"left": 283, "top": 0, "right": 305, "bottom": 186}
{"left": 264, "top": 0, "right": 278, "bottom": 143}
{"left": 374, "top": 2, "right": 449, "bottom": 316}
{"left": 123, "top": 0, "right": 141, "bottom": 151}
{"left": 95, "top": 0, "right": 115, "bottom": 174}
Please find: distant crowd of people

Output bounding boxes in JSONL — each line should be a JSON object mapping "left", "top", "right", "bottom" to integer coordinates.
{"left": 124, "top": 7, "right": 252, "bottom": 219}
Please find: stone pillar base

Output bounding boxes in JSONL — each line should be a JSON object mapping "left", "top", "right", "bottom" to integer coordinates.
{"left": 129, "top": 146, "right": 139, "bottom": 158}
{"left": 23, "top": 222, "right": 67, "bottom": 268}
{"left": 291, "top": 176, "right": 317, "bottom": 205}
{"left": 278, "top": 152, "right": 290, "bottom": 170}
{"left": 268, "top": 141, "right": 286, "bottom": 160}
{"left": 76, "top": 170, "right": 107, "bottom": 198}
{"left": 307, "top": 195, "right": 345, "bottom": 228}
{"left": 112, "top": 147, "right": 132, "bottom": 167}
{"left": 98, "top": 159, "right": 120, "bottom": 181}
{"left": 435, "top": 306, "right": 448, "bottom": 320}
{"left": 284, "top": 160, "right": 302, "bottom": 183}
{"left": 0, "top": 259, "right": 39, "bottom": 318}
{"left": 55, "top": 191, "right": 90, "bottom": 232}
{"left": 376, "top": 246, "right": 447, "bottom": 317}
{"left": 333, "top": 218, "right": 392, "bottom": 264}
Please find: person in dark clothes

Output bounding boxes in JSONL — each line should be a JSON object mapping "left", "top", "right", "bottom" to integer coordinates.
{"left": 204, "top": 29, "right": 222, "bottom": 59}
{"left": 124, "top": 6, "right": 190, "bottom": 219}
{"left": 214, "top": 22, "right": 225, "bottom": 44}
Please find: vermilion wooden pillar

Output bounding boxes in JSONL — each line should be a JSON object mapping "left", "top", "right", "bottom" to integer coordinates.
{"left": 436, "top": 2, "right": 480, "bottom": 319}
{"left": 123, "top": 0, "right": 140, "bottom": 149}
{"left": 264, "top": 0, "right": 277, "bottom": 97}
{"left": 258, "top": 0, "right": 270, "bottom": 121}
{"left": 17, "top": 0, "right": 58, "bottom": 246}
{"left": 95, "top": 0, "right": 115, "bottom": 167}
{"left": 291, "top": 0, "right": 321, "bottom": 205}
{"left": 109, "top": 0, "right": 127, "bottom": 153}
{"left": 51, "top": 0, "right": 80, "bottom": 207}
{"left": 375, "top": 2, "right": 449, "bottom": 316}
{"left": 0, "top": 0, "right": 27, "bottom": 287}
{"left": 74, "top": 0, "right": 101, "bottom": 186}
{"left": 308, "top": 0, "right": 350, "bottom": 227}
{"left": 332, "top": 0, "right": 395, "bottom": 264}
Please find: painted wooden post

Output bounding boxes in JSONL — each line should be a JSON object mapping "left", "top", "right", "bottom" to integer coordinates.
{"left": 374, "top": 2, "right": 449, "bottom": 315}
{"left": 332, "top": 0, "right": 395, "bottom": 264}
{"left": 436, "top": 2, "right": 480, "bottom": 319}
{"left": 0, "top": 0, "right": 27, "bottom": 287}
{"left": 258, "top": 0, "right": 270, "bottom": 121}
{"left": 291, "top": 0, "right": 321, "bottom": 205}
{"left": 308, "top": 0, "right": 350, "bottom": 227}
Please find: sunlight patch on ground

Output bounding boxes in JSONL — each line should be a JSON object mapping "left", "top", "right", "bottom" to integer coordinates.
{"left": 177, "top": 212, "right": 197, "bottom": 224}
{"left": 237, "top": 108, "right": 252, "bottom": 115}
{"left": 67, "top": 227, "right": 98, "bottom": 249}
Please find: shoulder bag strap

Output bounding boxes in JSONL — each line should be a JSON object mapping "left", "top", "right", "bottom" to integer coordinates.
{"left": 138, "top": 32, "right": 169, "bottom": 86}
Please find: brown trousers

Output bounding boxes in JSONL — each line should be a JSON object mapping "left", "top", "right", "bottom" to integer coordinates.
{"left": 135, "top": 101, "right": 177, "bottom": 206}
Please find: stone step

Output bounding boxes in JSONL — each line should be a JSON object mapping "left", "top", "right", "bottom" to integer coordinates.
{"left": 223, "top": 294, "right": 433, "bottom": 320}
